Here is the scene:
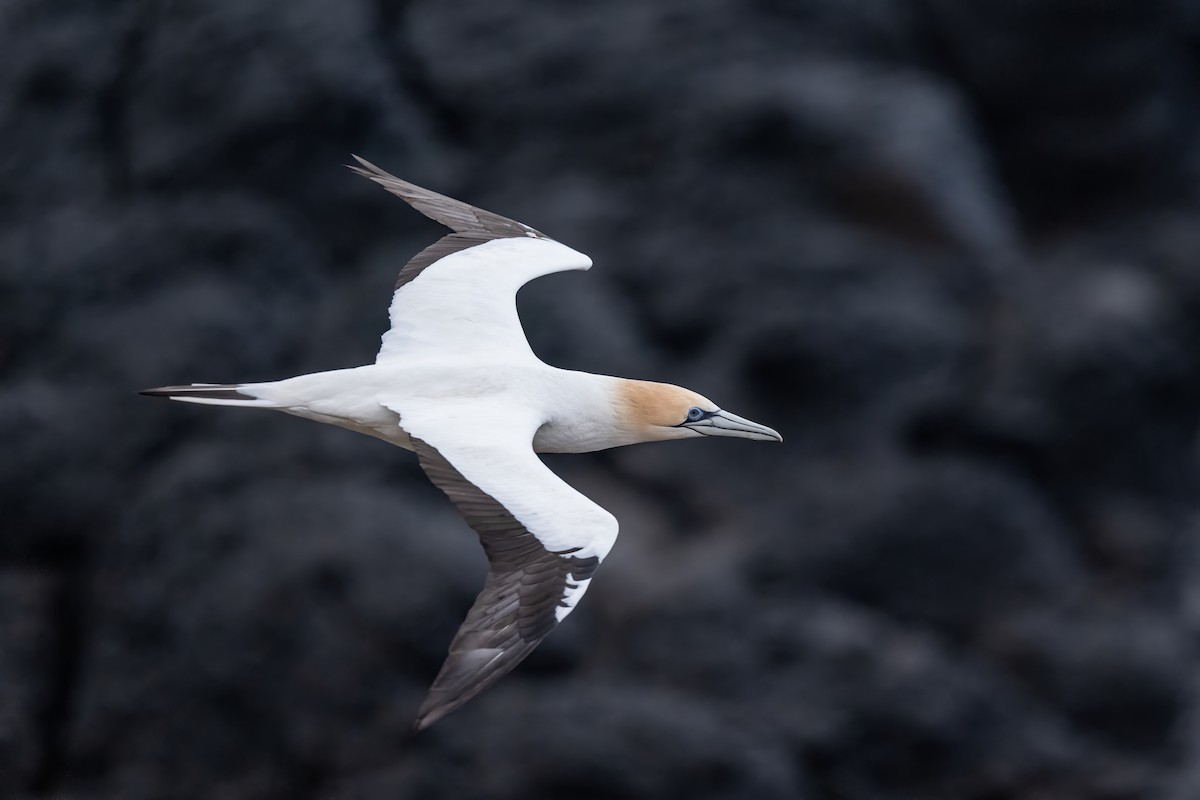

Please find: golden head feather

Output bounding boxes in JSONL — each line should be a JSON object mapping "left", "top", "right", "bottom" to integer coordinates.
{"left": 613, "top": 379, "right": 717, "bottom": 441}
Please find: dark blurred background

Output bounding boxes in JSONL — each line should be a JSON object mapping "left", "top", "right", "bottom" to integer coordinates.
{"left": 4, "top": 0, "right": 1200, "bottom": 798}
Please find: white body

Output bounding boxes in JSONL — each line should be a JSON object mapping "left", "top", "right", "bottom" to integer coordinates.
{"left": 247, "top": 361, "right": 640, "bottom": 455}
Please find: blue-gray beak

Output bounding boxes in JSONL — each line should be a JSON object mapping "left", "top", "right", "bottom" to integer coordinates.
{"left": 684, "top": 410, "right": 782, "bottom": 442}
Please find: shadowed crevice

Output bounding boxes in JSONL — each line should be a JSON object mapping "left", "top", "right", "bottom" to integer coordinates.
{"left": 29, "top": 553, "right": 88, "bottom": 795}
{"left": 96, "top": 6, "right": 153, "bottom": 197}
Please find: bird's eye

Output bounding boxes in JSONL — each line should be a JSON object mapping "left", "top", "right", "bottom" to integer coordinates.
{"left": 687, "top": 407, "right": 706, "bottom": 422}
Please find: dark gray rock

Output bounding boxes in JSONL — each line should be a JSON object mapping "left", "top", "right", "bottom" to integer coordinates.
{"left": 746, "top": 459, "right": 1088, "bottom": 641}
{"left": 0, "top": 569, "right": 60, "bottom": 788}
{"left": 0, "top": 195, "right": 327, "bottom": 560}
{"left": 619, "top": 590, "right": 1155, "bottom": 799}
{"left": 0, "top": 0, "right": 124, "bottom": 214}
{"left": 4, "top": 0, "right": 1200, "bottom": 798}
{"left": 331, "top": 683, "right": 809, "bottom": 800}
{"left": 61, "top": 439, "right": 483, "bottom": 799}
{"left": 983, "top": 606, "right": 1189, "bottom": 754}
{"left": 916, "top": 0, "right": 1196, "bottom": 229}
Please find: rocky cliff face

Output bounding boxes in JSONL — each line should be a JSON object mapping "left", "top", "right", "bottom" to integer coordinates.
{"left": 3, "top": 1, "right": 1200, "bottom": 798}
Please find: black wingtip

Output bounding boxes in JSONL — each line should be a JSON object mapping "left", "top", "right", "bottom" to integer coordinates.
{"left": 346, "top": 154, "right": 410, "bottom": 194}
{"left": 411, "top": 706, "right": 443, "bottom": 733}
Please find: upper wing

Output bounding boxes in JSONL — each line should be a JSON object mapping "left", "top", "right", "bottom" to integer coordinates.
{"left": 394, "top": 403, "right": 619, "bottom": 730}
{"left": 349, "top": 156, "right": 593, "bottom": 362}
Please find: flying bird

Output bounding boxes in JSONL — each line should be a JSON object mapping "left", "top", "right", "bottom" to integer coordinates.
{"left": 142, "top": 156, "right": 782, "bottom": 730}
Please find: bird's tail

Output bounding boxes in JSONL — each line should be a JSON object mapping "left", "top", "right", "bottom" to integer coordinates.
{"left": 139, "top": 383, "right": 278, "bottom": 408}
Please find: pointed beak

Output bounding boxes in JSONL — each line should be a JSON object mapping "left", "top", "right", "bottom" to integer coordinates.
{"left": 685, "top": 410, "right": 783, "bottom": 442}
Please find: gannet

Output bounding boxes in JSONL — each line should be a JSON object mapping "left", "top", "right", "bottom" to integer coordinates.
{"left": 142, "top": 156, "right": 782, "bottom": 730}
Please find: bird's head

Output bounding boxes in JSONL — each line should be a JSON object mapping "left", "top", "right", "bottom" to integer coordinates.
{"left": 615, "top": 379, "right": 782, "bottom": 444}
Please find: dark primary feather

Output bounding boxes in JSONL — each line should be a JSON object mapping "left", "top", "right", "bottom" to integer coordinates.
{"left": 411, "top": 437, "right": 599, "bottom": 731}
{"left": 347, "top": 155, "right": 550, "bottom": 291}
{"left": 348, "top": 154, "right": 539, "bottom": 238}
{"left": 393, "top": 232, "right": 495, "bottom": 291}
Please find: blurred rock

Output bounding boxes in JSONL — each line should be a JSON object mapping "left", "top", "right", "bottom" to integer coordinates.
{"left": 917, "top": 0, "right": 1193, "bottom": 229}
{"left": 61, "top": 441, "right": 484, "bottom": 798}
{"left": 0, "top": 569, "right": 60, "bottom": 787}
{"left": 3, "top": 0, "right": 1199, "bottom": 797}
{"left": 984, "top": 606, "right": 1188, "bottom": 754}
{"left": 0, "top": 0, "right": 122, "bottom": 214}
{"left": 746, "top": 459, "right": 1087, "bottom": 642}
{"left": 332, "top": 684, "right": 808, "bottom": 800}
{"left": 619, "top": 590, "right": 1155, "bottom": 799}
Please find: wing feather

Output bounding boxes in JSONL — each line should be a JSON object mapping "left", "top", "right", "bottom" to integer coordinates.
{"left": 409, "top": 433, "right": 610, "bottom": 730}
{"left": 347, "top": 156, "right": 593, "bottom": 361}
{"left": 349, "top": 155, "right": 542, "bottom": 239}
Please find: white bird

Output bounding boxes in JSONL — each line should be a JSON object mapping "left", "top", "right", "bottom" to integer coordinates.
{"left": 143, "top": 156, "right": 782, "bottom": 730}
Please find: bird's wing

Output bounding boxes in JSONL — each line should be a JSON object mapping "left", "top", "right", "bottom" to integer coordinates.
{"left": 349, "top": 156, "right": 593, "bottom": 363}
{"left": 390, "top": 401, "right": 619, "bottom": 730}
